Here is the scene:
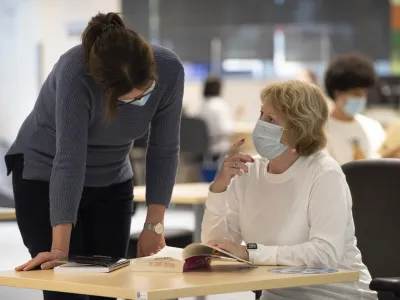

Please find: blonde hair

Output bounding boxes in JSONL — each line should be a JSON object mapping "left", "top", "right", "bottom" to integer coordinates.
{"left": 261, "top": 80, "right": 329, "bottom": 156}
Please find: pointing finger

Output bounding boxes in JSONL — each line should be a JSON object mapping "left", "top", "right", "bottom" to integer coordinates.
{"left": 225, "top": 153, "right": 254, "bottom": 163}
{"left": 227, "top": 139, "right": 245, "bottom": 156}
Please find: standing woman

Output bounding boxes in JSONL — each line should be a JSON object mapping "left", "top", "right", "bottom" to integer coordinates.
{"left": 4, "top": 12, "right": 183, "bottom": 299}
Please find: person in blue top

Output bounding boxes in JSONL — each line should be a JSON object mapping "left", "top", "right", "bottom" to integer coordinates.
{"left": 4, "top": 12, "right": 184, "bottom": 300}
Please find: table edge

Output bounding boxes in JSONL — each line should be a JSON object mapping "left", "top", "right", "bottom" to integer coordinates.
{"left": 0, "top": 270, "right": 359, "bottom": 300}
{"left": 0, "top": 209, "right": 16, "bottom": 221}
{"left": 0, "top": 275, "right": 136, "bottom": 299}
{"left": 148, "top": 271, "right": 359, "bottom": 299}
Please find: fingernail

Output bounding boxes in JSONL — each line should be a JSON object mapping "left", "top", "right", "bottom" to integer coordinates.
{"left": 251, "top": 158, "right": 255, "bottom": 162}
{"left": 240, "top": 139, "right": 245, "bottom": 142}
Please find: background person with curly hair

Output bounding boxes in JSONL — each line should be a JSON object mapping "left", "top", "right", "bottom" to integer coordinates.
{"left": 324, "top": 53, "right": 386, "bottom": 165}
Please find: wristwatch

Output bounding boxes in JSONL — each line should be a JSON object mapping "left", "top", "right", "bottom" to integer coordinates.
{"left": 143, "top": 222, "right": 164, "bottom": 235}
{"left": 246, "top": 243, "right": 258, "bottom": 251}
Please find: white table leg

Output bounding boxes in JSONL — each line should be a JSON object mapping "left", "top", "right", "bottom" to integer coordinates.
{"left": 193, "top": 204, "right": 205, "bottom": 243}
{"left": 192, "top": 204, "right": 206, "bottom": 300}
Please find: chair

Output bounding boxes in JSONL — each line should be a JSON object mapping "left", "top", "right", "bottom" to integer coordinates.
{"left": 0, "top": 140, "right": 14, "bottom": 208}
{"left": 180, "top": 116, "right": 209, "bottom": 157}
{"left": 133, "top": 116, "right": 209, "bottom": 156}
{"left": 127, "top": 117, "right": 210, "bottom": 257}
{"left": 131, "top": 117, "right": 210, "bottom": 182}
{"left": 180, "top": 116, "right": 213, "bottom": 182}
{"left": 342, "top": 159, "right": 400, "bottom": 300}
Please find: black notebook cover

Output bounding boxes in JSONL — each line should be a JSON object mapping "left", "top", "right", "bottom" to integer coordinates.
{"left": 56, "top": 255, "right": 130, "bottom": 273}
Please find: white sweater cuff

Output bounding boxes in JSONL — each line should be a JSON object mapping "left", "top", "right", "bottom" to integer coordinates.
{"left": 249, "top": 244, "right": 278, "bottom": 265}
{"left": 206, "top": 189, "right": 229, "bottom": 213}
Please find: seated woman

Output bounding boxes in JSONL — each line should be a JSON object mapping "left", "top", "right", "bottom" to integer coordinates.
{"left": 201, "top": 80, "right": 376, "bottom": 300}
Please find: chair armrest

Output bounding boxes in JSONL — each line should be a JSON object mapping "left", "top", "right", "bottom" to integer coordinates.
{"left": 370, "top": 278, "right": 400, "bottom": 297}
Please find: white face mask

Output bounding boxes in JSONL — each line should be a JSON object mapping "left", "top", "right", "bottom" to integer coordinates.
{"left": 252, "top": 119, "right": 288, "bottom": 160}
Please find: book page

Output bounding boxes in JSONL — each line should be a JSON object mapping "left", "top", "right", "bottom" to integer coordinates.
{"left": 183, "top": 243, "right": 252, "bottom": 265}
{"left": 152, "top": 246, "right": 183, "bottom": 260}
{"left": 131, "top": 247, "right": 184, "bottom": 273}
{"left": 183, "top": 243, "right": 214, "bottom": 259}
{"left": 54, "top": 264, "right": 109, "bottom": 273}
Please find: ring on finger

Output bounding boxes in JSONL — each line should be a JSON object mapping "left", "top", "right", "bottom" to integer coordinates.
{"left": 233, "top": 161, "right": 239, "bottom": 168}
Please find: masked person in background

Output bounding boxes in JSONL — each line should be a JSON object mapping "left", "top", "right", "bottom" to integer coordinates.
{"left": 201, "top": 80, "right": 375, "bottom": 300}
{"left": 324, "top": 53, "right": 386, "bottom": 165}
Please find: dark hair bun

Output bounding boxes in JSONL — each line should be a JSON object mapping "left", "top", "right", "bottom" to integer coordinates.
{"left": 82, "top": 12, "right": 126, "bottom": 63}
{"left": 90, "top": 12, "right": 125, "bottom": 29}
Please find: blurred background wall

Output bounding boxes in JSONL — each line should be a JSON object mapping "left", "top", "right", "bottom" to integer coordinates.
{"left": 0, "top": 0, "right": 39, "bottom": 144}
{"left": 0, "top": 0, "right": 397, "bottom": 143}
{"left": 125, "top": 0, "right": 393, "bottom": 121}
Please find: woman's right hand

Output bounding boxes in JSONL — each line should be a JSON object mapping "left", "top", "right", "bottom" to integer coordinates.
{"left": 15, "top": 249, "right": 68, "bottom": 271}
{"left": 211, "top": 139, "right": 254, "bottom": 193}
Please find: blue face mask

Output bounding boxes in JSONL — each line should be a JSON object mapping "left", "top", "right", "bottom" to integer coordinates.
{"left": 344, "top": 97, "right": 366, "bottom": 116}
{"left": 252, "top": 120, "right": 288, "bottom": 160}
{"left": 119, "top": 81, "right": 156, "bottom": 107}
{"left": 130, "top": 93, "right": 152, "bottom": 106}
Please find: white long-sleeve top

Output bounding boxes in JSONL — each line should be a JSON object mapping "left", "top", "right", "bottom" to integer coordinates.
{"left": 202, "top": 151, "right": 376, "bottom": 300}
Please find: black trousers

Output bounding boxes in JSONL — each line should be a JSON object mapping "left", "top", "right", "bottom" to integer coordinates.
{"left": 9, "top": 155, "right": 134, "bottom": 300}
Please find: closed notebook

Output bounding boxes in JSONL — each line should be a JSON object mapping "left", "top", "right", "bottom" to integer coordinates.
{"left": 131, "top": 243, "right": 253, "bottom": 273}
{"left": 54, "top": 255, "right": 130, "bottom": 273}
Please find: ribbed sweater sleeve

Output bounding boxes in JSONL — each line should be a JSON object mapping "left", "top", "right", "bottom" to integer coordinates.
{"left": 49, "top": 71, "right": 90, "bottom": 226}
{"left": 145, "top": 65, "right": 184, "bottom": 207}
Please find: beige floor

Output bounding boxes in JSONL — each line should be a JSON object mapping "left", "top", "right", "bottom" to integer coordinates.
{"left": 0, "top": 208, "right": 254, "bottom": 300}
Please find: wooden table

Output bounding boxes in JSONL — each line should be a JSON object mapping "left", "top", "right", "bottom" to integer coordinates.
{"left": 0, "top": 261, "right": 359, "bottom": 300}
{"left": 0, "top": 208, "right": 16, "bottom": 221}
{"left": 134, "top": 183, "right": 209, "bottom": 242}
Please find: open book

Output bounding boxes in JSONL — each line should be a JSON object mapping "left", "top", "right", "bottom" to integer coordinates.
{"left": 131, "top": 243, "right": 252, "bottom": 273}
{"left": 54, "top": 255, "right": 130, "bottom": 273}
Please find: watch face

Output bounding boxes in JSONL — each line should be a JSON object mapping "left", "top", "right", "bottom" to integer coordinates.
{"left": 154, "top": 223, "right": 164, "bottom": 235}
{"left": 247, "top": 243, "right": 258, "bottom": 250}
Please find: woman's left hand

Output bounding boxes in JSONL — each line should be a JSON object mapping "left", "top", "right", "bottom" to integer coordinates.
{"left": 16, "top": 249, "right": 68, "bottom": 271}
{"left": 208, "top": 237, "right": 249, "bottom": 261}
{"left": 137, "top": 230, "right": 166, "bottom": 257}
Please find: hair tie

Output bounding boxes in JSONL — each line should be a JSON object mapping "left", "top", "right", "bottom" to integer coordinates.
{"left": 101, "top": 24, "right": 115, "bottom": 32}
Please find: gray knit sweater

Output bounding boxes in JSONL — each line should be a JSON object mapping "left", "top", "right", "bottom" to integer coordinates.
{"left": 6, "top": 44, "right": 184, "bottom": 226}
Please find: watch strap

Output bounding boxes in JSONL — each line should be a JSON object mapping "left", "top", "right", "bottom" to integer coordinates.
{"left": 143, "top": 223, "right": 155, "bottom": 231}
{"left": 143, "top": 222, "right": 164, "bottom": 235}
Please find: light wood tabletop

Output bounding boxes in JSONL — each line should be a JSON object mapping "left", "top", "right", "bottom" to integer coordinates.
{"left": 0, "top": 208, "right": 16, "bottom": 221}
{"left": 0, "top": 261, "right": 359, "bottom": 300}
{"left": 134, "top": 183, "right": 209, "bottom": 205}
